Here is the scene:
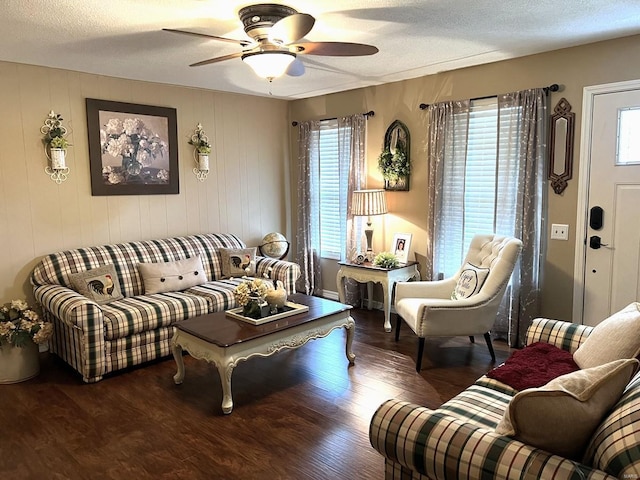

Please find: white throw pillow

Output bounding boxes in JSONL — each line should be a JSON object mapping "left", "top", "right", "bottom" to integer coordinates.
{"left": 573, "top": 302, "right": 640, "bottom": 369}
{"left": 495, "top": 358, "right": 639, "bottom": 460}
{"left": 452, "top": 263, "right": 490, "bottom": 299}
{"left": 137, "top": 256, "right": 206, "bottom": 295}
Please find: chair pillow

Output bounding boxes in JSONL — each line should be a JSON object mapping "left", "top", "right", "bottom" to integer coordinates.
{"left": 138, "top": 256, "right": 206, "bottom": 295}
{"left": 220, "top": 247, "right": 257, "bottom": 278}
{"left": 573, "top": 302, "right": 640, "bottom": 369}
{"left": 495, "top": 358, "right": 639, "bottom": 460}
{"left": 69, "top": 264, "right": 124, "bottom": 305}
{"left": 487, "top": 342, "right": 580, "bottom": 391}
{"left": 452, "top": 262, "right": 489, "bottom": 299}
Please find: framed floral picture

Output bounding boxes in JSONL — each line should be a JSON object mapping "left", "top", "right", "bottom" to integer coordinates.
{"left": 86, "top": 99, "right": 179, "bottom": 195}
{"left": 392, "top": 233, "right": 412, "bottom": 264}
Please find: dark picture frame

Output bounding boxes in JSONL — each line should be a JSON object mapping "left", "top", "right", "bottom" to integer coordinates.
{"left": 86, "top": 98, "right": 179, "bottom": 196}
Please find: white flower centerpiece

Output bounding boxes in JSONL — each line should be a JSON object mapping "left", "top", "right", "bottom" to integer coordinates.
{"left": 188, "top": 123, "right": 212, "bottom": 171}
{"left": 234, "top": 278, "right": 270, "bottom": 319}
{"left": 100, "top": 117, "right": 168, "bottom": 185}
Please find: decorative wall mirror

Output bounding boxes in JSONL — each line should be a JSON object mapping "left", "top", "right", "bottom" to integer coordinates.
{"left": 548, "top": 98, "right": 575, "bottom": 195}
{"left": 378, "top": 119, "right": 410, "bottom": 191}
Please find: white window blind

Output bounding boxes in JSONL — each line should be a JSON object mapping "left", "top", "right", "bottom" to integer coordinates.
{"left": 317, "top": 119, "right": 351, "bottom": 260}
{"left": 438, "top": 98, "right": 521, "bottom": 276}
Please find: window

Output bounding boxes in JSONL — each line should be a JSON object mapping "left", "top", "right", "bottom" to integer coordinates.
{"left": 436, "top": 97, "right": 521, "bottom": 276}
{"left": 313, "top": 119, "right": 352, "bottom": 260}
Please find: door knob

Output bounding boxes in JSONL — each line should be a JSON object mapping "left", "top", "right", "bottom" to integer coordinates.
{"left": 589, "top": 235, "right": 609, "bottom": 249}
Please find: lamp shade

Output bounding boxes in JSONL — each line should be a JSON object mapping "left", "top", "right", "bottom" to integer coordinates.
{"left": 351, "top": 189, "right": 388, "bottom": 216}
{"left": 242, "top": 51, "right": 296, "bottom": 80}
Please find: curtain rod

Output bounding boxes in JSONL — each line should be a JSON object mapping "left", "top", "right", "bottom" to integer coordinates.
{"left": 418, "top": 83, "right": 560, "bottom": 110}
{"left": 291, "top": 110, "right": 375, "bottom": 127}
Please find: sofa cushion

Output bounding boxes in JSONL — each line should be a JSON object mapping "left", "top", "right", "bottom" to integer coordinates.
{"left": 495, "top": 358, "right": 639, "bottom": 460}
{"left": 102, "top": 291, "right": 210, "bottom": 340}
{"left": 573, "top": 302, "right": 640, "bottom": 369}
{"left": 220, "top": 247, "right": 257, "bottom": 277}
{"left": 69, "top": 264, "right": 124, "bottom": 304}
{"left": 583, "top": 371, "right": 640, "bottom": 477}
{"left": 487, "top": 342, "right": 580, "bottom": 391}
{"left": 138, "top": 256, "right": 206, "bottom": 294}
{"left": 438, "top": 376, "right": 517, "bottom": 429}
{"left": 452, "top": 262, "right": 489, "bottom": 299}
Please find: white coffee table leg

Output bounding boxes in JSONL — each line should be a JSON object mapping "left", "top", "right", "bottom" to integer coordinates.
{"left": 172, "top": 342, "right": 185, "bottom": 384}
{"left": 345, "top": 318, "right": 356, "bottom": 364}
{"left": 216, "top": 360, "right": 235, "bottom": 414}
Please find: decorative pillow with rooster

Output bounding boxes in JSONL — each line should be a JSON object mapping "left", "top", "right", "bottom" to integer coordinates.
{"left": 220, "top": 247, "right": 257, "bottom": 278}
{"left": 69, "top": 264, "right": 124, "bottom": 305}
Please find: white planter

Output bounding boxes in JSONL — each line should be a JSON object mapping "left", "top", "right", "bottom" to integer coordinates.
{"left": 0, "top": 341, "right": 40, "bottom": 384}
{"left": 51, "top": 148, "right": 66, "bottom": 169}
{"left": 198, "top": 153, "right": 209, "bottom": 171}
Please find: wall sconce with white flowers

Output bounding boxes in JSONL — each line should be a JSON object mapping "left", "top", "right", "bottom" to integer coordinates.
{"left": 188, "top": 123, "right": 212, "bottom": 182}
{"left": 41, "top": 111, "right": 71, "bottom": 184}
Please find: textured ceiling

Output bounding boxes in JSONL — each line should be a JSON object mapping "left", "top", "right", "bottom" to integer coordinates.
{"left": 2, "top": 0, "right": 640, "bottom": 100}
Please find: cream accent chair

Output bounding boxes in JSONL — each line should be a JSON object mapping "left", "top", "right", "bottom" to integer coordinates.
{"left": 395, "top": 234, "right": 523, "bottom": 371}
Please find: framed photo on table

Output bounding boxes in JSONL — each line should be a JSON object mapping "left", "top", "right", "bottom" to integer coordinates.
{"left": 392, "top": 233, "right": 412, "bottom": 264}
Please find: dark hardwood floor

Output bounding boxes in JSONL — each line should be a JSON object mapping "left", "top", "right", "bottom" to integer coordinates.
{"left": 0, "top": 307, "right": 512, "bottom": 480}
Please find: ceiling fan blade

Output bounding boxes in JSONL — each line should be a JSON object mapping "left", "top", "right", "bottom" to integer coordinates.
{"left": 269, "top": 13, "right": 315, "bottom": 44}
{"left": 286, "top": 58, "right": 305, "bottom": 77}
{"left": 292, "top": 41, "right": 378, "bottom": 57}
{"left": 163, "top": 28, "right": 251, "bottom": 47}
{"left": 189, "top": 52, "right": 244, "bottom": 67}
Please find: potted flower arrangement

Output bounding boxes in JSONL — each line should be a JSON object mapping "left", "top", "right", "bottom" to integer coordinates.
{"left": 188, "top": 124, "right": 212, "bottom": 171}
{"left": 0, "top": 299, "right": 53, "bottom": 383}
{"left": 234, "top": 278, "right": 270, "bottom": 319}
{"left": 377, "top": 139, "right": 410, "bottom": 191}
{"left": 372, "top": 251, "right": 400, "bottom": 269}
{"left": 42, "top": 111, "right": 71, "bottom": 170}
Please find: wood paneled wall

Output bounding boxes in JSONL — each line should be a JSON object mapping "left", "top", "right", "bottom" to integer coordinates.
{"left": 0, "top": 61, "right": 290, "bottom": 302}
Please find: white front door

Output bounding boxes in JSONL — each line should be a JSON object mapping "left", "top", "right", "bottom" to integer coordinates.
{"left": 576, "top": 80, "right": 640, "bottom": 326}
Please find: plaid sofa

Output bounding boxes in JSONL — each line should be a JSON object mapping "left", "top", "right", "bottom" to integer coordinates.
{"left": 370, "top": 318, "right": 640, "bottom": 479}
{"left": 31, "top": 233, "right": 301, "bottom": 383}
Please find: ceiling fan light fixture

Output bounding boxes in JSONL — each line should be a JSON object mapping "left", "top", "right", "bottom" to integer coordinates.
{"left": 242, "top": 51, "right": 296, "bottom": 81}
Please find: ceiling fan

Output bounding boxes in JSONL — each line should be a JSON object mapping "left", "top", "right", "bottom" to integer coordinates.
{"left": 163, "top": 3, "right": 378, "bottom": 82}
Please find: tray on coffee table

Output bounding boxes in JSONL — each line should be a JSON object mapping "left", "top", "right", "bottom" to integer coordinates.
{"left": 225, "top": 301, "right": 310, "bottom": 325}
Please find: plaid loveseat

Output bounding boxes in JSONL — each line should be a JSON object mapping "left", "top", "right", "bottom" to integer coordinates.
{"left": 370, "top": 319, "right": 640, "bottom": 479}
{"left": 31, "top": 233, "right": 300, "bottom": 383}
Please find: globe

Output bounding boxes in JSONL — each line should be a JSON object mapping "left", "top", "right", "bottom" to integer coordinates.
{"left": 260, "top": 232, "right": 289, "bottom": 259}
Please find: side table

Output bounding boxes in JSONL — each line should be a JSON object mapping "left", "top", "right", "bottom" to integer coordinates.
{"left": 336, "top": 261, "right": 419, "bottom": 332}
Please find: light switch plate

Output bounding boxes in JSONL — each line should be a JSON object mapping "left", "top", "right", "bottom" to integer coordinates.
{"left": 551, "top": 223, "right": 569, "bottom": 240}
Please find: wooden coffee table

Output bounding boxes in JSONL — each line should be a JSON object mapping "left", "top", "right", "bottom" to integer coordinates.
{"left": 171, "top": 293, "right": 355, "bottom": 414}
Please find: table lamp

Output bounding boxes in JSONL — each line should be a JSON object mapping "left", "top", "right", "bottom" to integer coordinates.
{"left": 351, "top": 189, "right": 388, "bottom": 260}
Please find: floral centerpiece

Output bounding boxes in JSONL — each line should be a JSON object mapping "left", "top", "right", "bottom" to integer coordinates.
{"left": 100, "top": 117, "right": 168, "bottom": 184}
{"left": 0, "top": 300, "right": 53, "bottom": 348}
{"left": 372, "top": 251, "right": 400, "bottom": 269}
{"left": 234, "top": 278, "right": 270, "bottom": 319}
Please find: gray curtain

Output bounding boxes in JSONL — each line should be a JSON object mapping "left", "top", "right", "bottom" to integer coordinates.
{"left": 295, "top": 121, "right": 321, "bottom": 295}
{"left": 295, "top": 114, "right": 367, "bottom": 298}
{"left": 341, "top": 114, "right": 367, "bottom": 305}
{"left": 426, "top": 89, "right": 547, "bottom": 347}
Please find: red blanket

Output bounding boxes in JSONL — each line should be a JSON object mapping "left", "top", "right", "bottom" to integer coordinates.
{"left": 487, "top": 342, "right": 579, "bottom": 391}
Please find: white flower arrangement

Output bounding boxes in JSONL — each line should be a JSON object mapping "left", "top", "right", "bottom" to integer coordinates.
{"left": 233, "top": 278, "right": 269, "bottom": 307}
{"left": 0, "top": 300, "right": 53, "bottom": 348}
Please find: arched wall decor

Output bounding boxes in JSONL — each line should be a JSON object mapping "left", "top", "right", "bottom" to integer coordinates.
{"left": 379, "top": 119, "right": 410, "bottom": 191}
{"left": 548, "top": 98, "right": 575, "bottom": 195}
